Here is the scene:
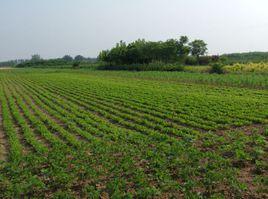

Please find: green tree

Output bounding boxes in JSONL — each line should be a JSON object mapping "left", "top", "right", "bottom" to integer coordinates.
{"left": 189, "top": 40, "right": 207, "bottom": 59}
{"left": 178, "top": 36, "right": 190, "bottom": 61}
{"left": 72, "top": 61, "right": 80, "bottom": 69}
{"left": 98, "top": 50, "right": 111, "bottom": 63}
{"left": 98, "top": 37, "right": 209, "bottom": 67}
{"left": 31, "top": 54, "right": 42, "bottom": 62}
{"left": 179, "top": 36, "right": 189, "bottom": 45}
{"left": 74, "top": 55, "right": 85, "bottom": 61}
{"left": 62, "top": 55, "right": 73, "bottom": 61}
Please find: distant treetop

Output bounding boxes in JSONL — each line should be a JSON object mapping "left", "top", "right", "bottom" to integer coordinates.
{"left": 222, "top": 52, "right": 268, "bottom": 64}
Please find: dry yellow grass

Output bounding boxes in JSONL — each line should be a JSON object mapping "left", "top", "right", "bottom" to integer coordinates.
{"left": 224, "top": 62, "right": 268, "bottom": 73}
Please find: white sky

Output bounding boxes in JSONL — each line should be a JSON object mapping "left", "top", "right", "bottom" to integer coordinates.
{"left": 0, "top": 0, "right": 268, "bottom": 61}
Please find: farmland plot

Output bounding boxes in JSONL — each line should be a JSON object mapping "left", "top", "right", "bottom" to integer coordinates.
{"left": 0, "top": 69, "right": 267, "bottom": 198}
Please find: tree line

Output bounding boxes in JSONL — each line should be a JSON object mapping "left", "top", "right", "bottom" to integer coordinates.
{"left": 98, "top": 36, "right": 211, "bottom": 66}
{"left": 223, "top": 52, "right": 268, "bottom": 64}
{"left": 0, "top": 59, "right": 25, "bottom": 67}
{"left": 15, "top": 54, "right": 97, "bottom": 68}
{"left": 3, "top": 37, "right": 267, "bottom": 70}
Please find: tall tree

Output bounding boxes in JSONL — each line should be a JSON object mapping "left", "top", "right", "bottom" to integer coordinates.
{"left": 74, "top": 55, "right": 85, "bottom": 61}
{"left": 31, "top": 54, "right": 42, "bottom": 62}
{"left": 179, "top": 36, "right": 189, "bottom": 45}
{"left": 189, "top": 40, "right": 207, "bottom": 58}
{"left": 178, "top": 36, "right": 190, "bottom": 60}
{"left": 62, "top": 55, "right": 73, "bottom": 61}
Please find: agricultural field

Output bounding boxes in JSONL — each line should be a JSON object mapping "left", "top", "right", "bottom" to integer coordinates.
{"left": 0, "top": 69, "right": 267, "bottom": 198}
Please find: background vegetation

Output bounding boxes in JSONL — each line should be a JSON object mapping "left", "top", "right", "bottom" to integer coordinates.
{"left": 1, "top": 37, "right": 268, "bottom": 75}
{"left": 223, "top": 52, "right": 268, "bottom": 64}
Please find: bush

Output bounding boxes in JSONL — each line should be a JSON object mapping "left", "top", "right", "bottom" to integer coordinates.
{"left": 98, "top": 62, "right": 184, "bottom": 71}
{"left": 72, "top": 62, "right": 80, "bottom": 69}
{"left": 210, "top": 63, "right": 225, "bottom": 74}
{"left": 144, "top": 61, "right": 184, "bottom": 71}
{"left": 198, "top": 56, "right": 212, "bottom": 65}
{"left": 185, "top": 56, "right": 198, "bottom": 65}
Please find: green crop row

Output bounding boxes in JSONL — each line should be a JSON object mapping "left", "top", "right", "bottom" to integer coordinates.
{"left": 0, "top": 69, "right": 267, "bottom": 198}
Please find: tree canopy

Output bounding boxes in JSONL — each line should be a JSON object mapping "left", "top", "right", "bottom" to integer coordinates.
{"left": 189, "top": 40, "right": 207, "bottom": 58}
{"left": 98, "top": 36, "right": 208, "bottom": 66}
{"left": 31, "top": 54, "right": 42, "bottom": 62}
{"left": 62, "top": 55, "right": 73, "bottom": 61}
{"left": 223, "top": 52, "right": 268, "bottom": 64}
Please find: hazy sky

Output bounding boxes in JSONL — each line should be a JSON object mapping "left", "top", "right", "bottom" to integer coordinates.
{"left": 1, "top": 0, "right": 268, "bottom": 61}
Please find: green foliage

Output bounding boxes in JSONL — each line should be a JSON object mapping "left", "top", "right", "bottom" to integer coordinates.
{"left": 15, "top": 57, "right": 98, "bottom": 69}
{"left": 185, "top": 56, "right": 198, "bottom": 65}
{"left": 98, "top": 36, "right": 209, "bottom": 68}
{"left": 98, "top": 61, "right": 184, "bottom": 71}
{"left": 189, "top": 40, "right": 208, "bottom": 58}
{"left": 224, "top": 62, "right": 268, "bottom": 74}
{"left": 31, "top": 54, "right": 42, "bottom": 62}
{"left": 72, "top": 62, "right": 80, "bottom": 69}
{"left": 210, "top": 63, "right": 225, "bottom": 74}
{"left": 199, "top": 56, "right": 212, "bottom": 65}
{"left": 62, "top": 55, "right": 73, "bottom": 62}
{"left": 0, "top": 69, "right": 267, "bottom": 198}
{"left": 0, "top": 60, "right": 25, "bottom": 67}
{"left": 74, "top": 55, "right": 85, "bottom": 61}
{"left": 92, "top": 70, "right": 267, "bottom": 89}
{"left": 185, "top": 56, "right": 213, "bottom": 66}
{"left": 16, "top": 59, "right": 71, "bottom": 68}
{"left": 223, "top": 52, "right": 268, "bottom": 64}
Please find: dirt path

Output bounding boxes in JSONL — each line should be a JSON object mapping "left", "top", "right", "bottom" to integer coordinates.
{"left": 0, "top": 105, "right": 8, "bottom": 161}
{"left": 0, "top": 67, "right": 14, "bottom": 70}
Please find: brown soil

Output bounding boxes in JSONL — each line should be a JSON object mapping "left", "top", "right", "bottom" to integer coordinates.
{"left": 0, "top": 107, "right": 8, "bottom": 161}
{"left": 216, "top": 123, "right": 266, "bottom": 137}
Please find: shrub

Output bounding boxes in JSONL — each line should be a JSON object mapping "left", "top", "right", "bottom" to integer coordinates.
{"left": 97, "top": 62, "right": 184, "bottom": 71}
{"left": 198, "top": 56, "right": 212, "bottom": 65}
{"left": 185, "top": 56, "right": 198, "bottom": 65}
{"left": 72, "top": 62, "right": 80, "bottom": 69}
{"left": 210, "top": 63, "right": 225, "bottom": 74}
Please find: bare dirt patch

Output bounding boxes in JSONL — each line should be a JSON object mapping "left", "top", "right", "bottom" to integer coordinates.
{"left": 0, "top": 67, "right": 14, "bottom": 70}
{"left": 0, "top": 106, "right": 8, "bottom": 161}
{"left": 216, "top": 123, "right": 266, "bottom": 137}
{"left": 238, "top": 163, "right": 268, "bottom": 199}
